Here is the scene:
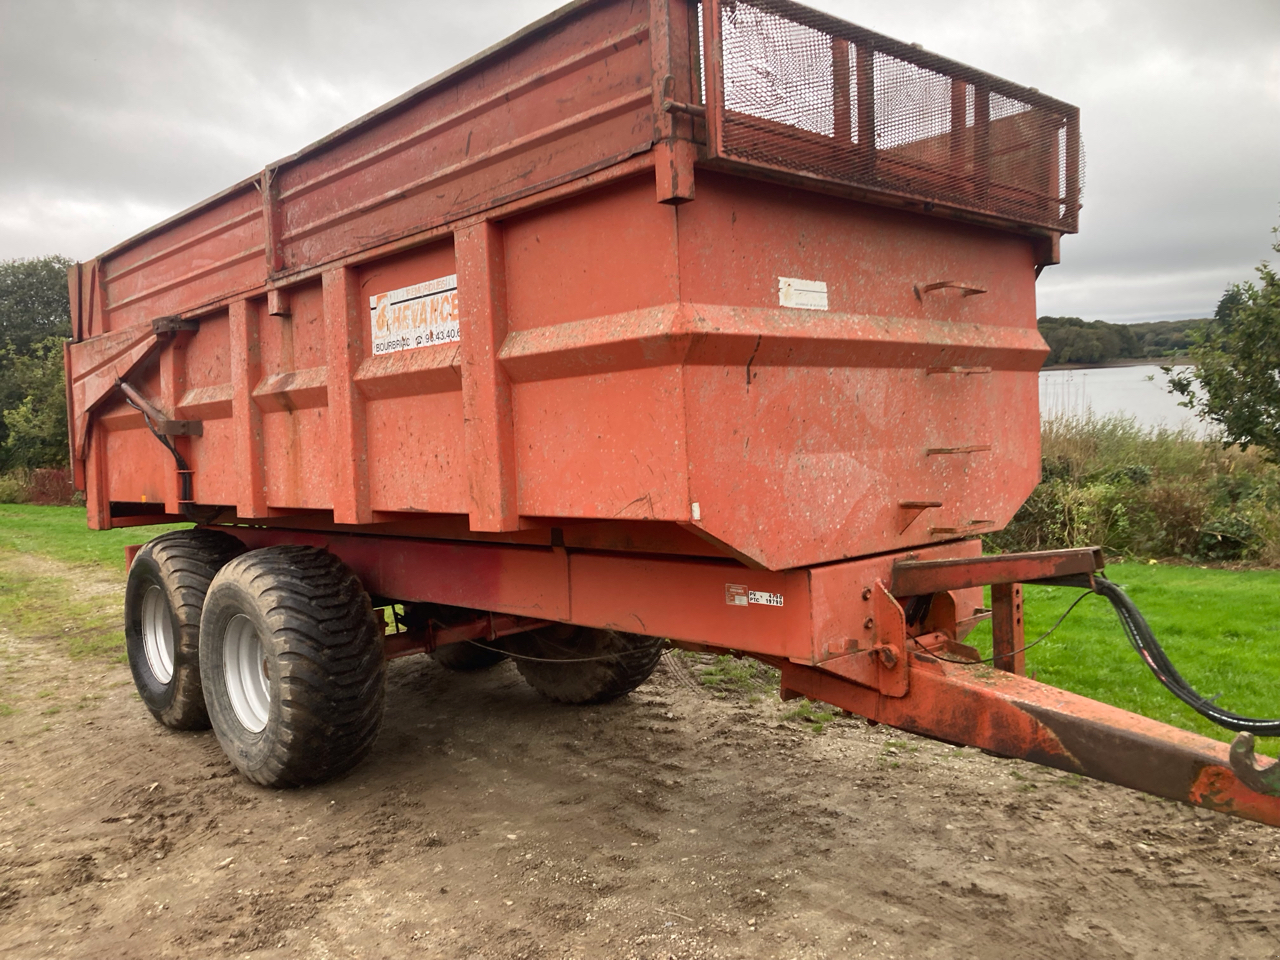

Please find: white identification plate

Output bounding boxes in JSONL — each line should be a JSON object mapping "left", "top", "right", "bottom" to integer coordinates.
{"left": 370, "top": 275, "right": 460, "bottom": 356}
{"left": 778, "top": 276, "right": 828, "bottom": 311}
{"left": 726, "top": 584, "right": 784, "bottom": 607}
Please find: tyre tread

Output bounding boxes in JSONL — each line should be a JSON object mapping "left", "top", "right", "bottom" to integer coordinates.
{"left": 125, "top": 529, "right": 244, "bottom": 729}
{"left": 514, "top": 627, "right": 663, "bottom": 704}
{"left": 203, "top": 546, "right": 385, "bottom": 787}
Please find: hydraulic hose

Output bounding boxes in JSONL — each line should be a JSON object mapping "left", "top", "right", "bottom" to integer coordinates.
{"left": 1037, "top": 573, "right": 1280, "bottom": 737}
{"left": 123, "top": 393, "right": 218, "bottom": 523}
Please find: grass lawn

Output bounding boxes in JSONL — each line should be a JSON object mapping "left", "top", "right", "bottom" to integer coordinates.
{"left": 0, "top": 505, "right": 1276, "bottom": 754}
{"left": 0, "top": 506, "right": 188, "bottom": 678}
{"left": 965, "top": 562, "right": 1280, "bottom": 752}
{"left": 0, "top": 504, "right": 188, "bottom": 568}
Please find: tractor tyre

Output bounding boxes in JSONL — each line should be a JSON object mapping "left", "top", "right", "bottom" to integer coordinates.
{"left": 512, "top": 625, "right": 663, "bottom": 704}
{"left": 199, "top": 545, "right": 385, "bottom": 787}
{"left": 123, "top": 528, "right": 245, "bottom": 730}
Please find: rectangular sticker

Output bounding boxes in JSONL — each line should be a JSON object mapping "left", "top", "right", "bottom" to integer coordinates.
{"left": 726, "top": 584, "right": 784, "bottom": 607}
{"left": 370, "top": 274, "right": 459, "bottom": 356}
{"left": 778, "top": 276, "right": 828, "bottom": 311}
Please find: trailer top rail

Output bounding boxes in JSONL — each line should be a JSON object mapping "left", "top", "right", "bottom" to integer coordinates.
{"left": 69, "top": 0, "right": 1080, "bottom": 343}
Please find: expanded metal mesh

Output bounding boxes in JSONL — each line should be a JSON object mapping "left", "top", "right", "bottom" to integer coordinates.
{"left": 703, "top": 0, "right": 1082, "bottom": 232}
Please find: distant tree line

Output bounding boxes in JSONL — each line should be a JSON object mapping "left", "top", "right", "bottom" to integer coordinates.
{"left": 1038, "top": 316, "right": 1205, "bottom": 367}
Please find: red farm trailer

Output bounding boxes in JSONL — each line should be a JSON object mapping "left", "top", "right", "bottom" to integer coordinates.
{"left": 65, "top": 0, "right": 1280, "bottom": 820}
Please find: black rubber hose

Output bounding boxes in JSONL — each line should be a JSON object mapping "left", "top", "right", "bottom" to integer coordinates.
{"left": 1035, "top": 572, "right": 1280, "bottom": 737}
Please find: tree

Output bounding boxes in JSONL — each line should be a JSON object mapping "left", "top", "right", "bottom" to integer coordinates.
{"left": 1, "top": 336, "right": 68, "bottom": 469}
{"left": 1168, "top": 229, "right": 1280, "bottom": 459}
{"left": 0, "top": 256, "right": 73, "bottom": 465}
{"left": 0, "top": 256, "right": 73, "bottom": 353}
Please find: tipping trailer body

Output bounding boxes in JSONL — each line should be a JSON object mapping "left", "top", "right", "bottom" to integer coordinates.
{"left": 67, "top": 0, "right": 1066, "bottom": 571}
{"left": 67, "top": 0, "right": 1280, "bottom": 823}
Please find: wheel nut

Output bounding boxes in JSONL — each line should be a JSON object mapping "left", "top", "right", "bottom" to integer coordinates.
{"left": 863, "top": 617, "right": 875, "bottom": 630}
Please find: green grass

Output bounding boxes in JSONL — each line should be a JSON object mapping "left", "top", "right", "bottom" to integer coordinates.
{"left": 0, "top": 559, "right": 130, "bottom": 660}
{"left": 676, "top": 651, "right": 779, "bottom": 698}
{"left": 0, "top": 504, "right": 189, "bottom": 569}
{"left": 0, "top": 506, "right": 185, "bottom": 668}
{"left": 964, "top": 561, "right": 1280, "bottom": 751}
{"left": 781, "top": 700, "right": 837, "bottom": 733}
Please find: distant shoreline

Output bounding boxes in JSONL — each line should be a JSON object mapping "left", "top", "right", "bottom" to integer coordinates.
{"left": 1042, "top": 356, "right": 1192, "bottom": 371}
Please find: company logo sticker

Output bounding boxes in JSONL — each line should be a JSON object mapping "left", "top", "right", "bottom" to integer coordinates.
{"left": 370, "top": 274, "right": 459, "bottom": 355}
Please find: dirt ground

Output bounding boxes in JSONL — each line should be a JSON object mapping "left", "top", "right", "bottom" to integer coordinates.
{"left": 2, "top": 558, "right": 1279, "bottom": 960}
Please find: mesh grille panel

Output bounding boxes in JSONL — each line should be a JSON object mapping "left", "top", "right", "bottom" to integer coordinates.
{"left": 705, "top": 0, "right": 1082, "bottom": 233}
{"left": 722, "top": 6, "right": 834, "bottom": 137}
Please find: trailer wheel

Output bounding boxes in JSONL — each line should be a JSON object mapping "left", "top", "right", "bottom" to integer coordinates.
{"left": 124, "top": 529, "right": 245, "bottom": 730}
{"left": 512, "top": 626, "right": 663, "bottom": 704}
{"left": 199, "top": 546, "right": 386, "bottom": 787}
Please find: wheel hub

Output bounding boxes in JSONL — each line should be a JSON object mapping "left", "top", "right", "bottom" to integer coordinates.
{"left": 223, "top": 614, "right": 270, "bottom": 732}
{"left": 140, "top": 584, "right": 175, "bottom": 684}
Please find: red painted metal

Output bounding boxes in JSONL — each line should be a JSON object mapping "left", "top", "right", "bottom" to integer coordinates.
{"left": 991, "top": 582, "right": 1025, "bottom": 675}
{"left": 891, "top": 547, "right": 1103, "bottom": 594}
{"left": 222, "top": 525, "right": 980, "bottom": 663}
{"left": 383, "top": 612, "right": 552, "bottom": 661}
{"left": 77, "top": 0, "right": 1278, "bottom": 824}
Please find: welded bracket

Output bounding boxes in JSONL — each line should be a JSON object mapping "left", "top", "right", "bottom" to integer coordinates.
{"left": 913, "top": 280, "right": 987, "bottom": 301}
{"left": 151, "top": 316, "right": 199, "bottom": 335}
{"left": 68, "top": 325, "right": 160, "bottom": 459}
{"left": 1230, "top": 733, "right": 1280, "bottom": 797}
{"left": 891, "top": 547, "right": 1103, "bottom": 595}
{"left": 117, "top": 381, "right": 203, "bottom": 437}
{"left": 66, "top": 315, "right": 200, "bottom": 459}
{"left": 814, "top": 580, "right": 908, "bottom": 697}
{"left": 991, "top": 582, "right": 1025, "bottom": 675}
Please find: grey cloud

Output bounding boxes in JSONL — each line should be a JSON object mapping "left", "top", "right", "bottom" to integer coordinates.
{"left": 1, "top": 0, "right": 1276, "bottom": 322}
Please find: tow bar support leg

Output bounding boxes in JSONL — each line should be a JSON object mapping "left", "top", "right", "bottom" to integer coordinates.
{"left": 990, "top": 582, "right": 1024, "bottom": 675}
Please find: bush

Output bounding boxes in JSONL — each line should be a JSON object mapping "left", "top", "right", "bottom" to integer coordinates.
{"left": 0, "top": 470, "right": 28, "bottom": 504}
{"left": 26, "top": 468, "right": 73, "bottom": 505}
{"left": 988, "top": 413, "right": 1280, "bottom": 563}
{"left": 1168, "top": 231, "right": 1280, "bottom": 460}
{"left": 0, "top": 467, "right": 75, "bottom": 506}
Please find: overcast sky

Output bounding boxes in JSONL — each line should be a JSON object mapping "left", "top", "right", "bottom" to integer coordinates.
{"left": 1, "top": 0, "right": 1277, "bottom": 323}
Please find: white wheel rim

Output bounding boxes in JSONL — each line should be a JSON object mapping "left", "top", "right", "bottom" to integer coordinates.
{"left": 141, "top": 584, "right": 175, "bottom": 684}
{"left": 223, "top": 614, "right": 271, "bottom": 733}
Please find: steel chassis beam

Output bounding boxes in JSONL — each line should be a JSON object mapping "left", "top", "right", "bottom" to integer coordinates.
{"left": 201, "top": 527, "right": 1280, "bottom": 826}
